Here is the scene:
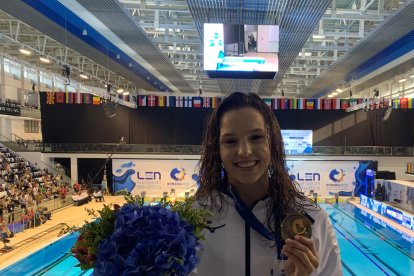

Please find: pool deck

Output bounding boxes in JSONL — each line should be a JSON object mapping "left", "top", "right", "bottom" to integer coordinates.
{"left": 0, "top": 195, "right": 126, "bottom": 270}
{"left": 348, "top": 197, "right": 414, "bottom": 238}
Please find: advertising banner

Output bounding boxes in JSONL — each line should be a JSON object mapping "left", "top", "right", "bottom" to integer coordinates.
{"left": 112, "top": 159, "right": 373, "bottom": 199}
{"left": 112, "top": 159, "right": 199, "bottom": 198}
{"left": 286, "top": 160, "right": 374, "bottom": 197}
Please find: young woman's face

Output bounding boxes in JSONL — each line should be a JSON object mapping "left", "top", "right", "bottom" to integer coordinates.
{"left": 219, "top": 107, "right": 271, "bottom": 189}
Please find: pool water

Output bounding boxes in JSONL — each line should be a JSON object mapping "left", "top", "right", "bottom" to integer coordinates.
{"left": 1, "top": 203, "right": 413, "bottom": 275}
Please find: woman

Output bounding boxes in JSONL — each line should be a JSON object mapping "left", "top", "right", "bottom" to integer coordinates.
{"left": 195, "top": 92, "right": 342, "bottom": 275}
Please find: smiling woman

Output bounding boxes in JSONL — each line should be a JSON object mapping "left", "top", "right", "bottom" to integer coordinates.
{"left": 194, "top": 92, "right": 342, "bottom": 276}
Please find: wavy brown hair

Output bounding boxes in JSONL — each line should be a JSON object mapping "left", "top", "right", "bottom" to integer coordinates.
{"left": 196, "top": 92, "right": 315, "bottom": 237}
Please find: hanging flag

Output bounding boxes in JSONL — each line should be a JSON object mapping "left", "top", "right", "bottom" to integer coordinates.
{"left": 297, "top": 99, "right": 305, "bottom": 110}
{"left": 203, "top": 97, "right": 211, "bottom": 108}
{"left": 176, "top": 96, "right": 184, "bottom": 107}
{"left": 139, "top": 95, "right": 147, "bottom": 106}
{"left": 148, "top": 95, "right": 156, "bottom": 107}
{"left": 392, "top": 99, "right": 400, "bottom": 109}
{"left": 75, "top": 92, "right": 83, "bottom": 104}
{"left": 158, "top": 96, "right": 166, "bottom": 107}
{"left": 306, "top": 99, "right": 314, "bottom": 110}
{"left": 46, "top": 92, "right": 55, "bottom": 104}
{"left": 83, "top": 93, "right": 91, "bottom": 104}
{"left": 56, "top": 92, "right": 65, "bottom": 103}
{"left": 332, "top": 99, "right": 341, "bottom": 110}
{"left": 349, "top": 99, "right": 357, "bottom": 107}
{"left": 193, "top": 97, "right": 202, "bottom": 108}
{"left": 272, "top": 98, "right": 279, "bottom": 110}
{"left": 340, "top": 99, "right": 349, "bottom": 110}
{"left": 211, "top": 97, "right": 219, "bottom": 108}
{"left": 289, "top": 99, "right": 297, "bottom": 109}
{"left": 65, "top": 92, "right": 74, "bottom": 104}
{"left": 315, "top": 99, "right": 323, "bottom": 110}
{"left": 400, "top": 98, "right": 408, "bottom": 109}
{"left": 280, "top": 98, "right": 289, "bottom": 110}
{"left": 184, "top": 96, "right": 192, "bottom": 107}
{"left": 409, "top": 98, "right": 414, "bottom": 109}
{"left": 263, "top": 98, "right": 272, "bottom": 108}
{"left": 123, "top": 94, "right": 130, "bottom": 102}
{"left": 92, "top": 96, "right": 100, "bottom": 105}
{"left": 167, "top": 96, "right": 175, "bottom": 107}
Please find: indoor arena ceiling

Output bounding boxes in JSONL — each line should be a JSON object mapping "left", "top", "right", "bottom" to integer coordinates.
{"left": 0, "top": 0, "right": 413, "bottom": 98}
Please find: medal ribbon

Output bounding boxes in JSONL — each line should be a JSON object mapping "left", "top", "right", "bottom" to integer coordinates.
{"left": 227, "top": 186, "right": 286, "bottom": 260}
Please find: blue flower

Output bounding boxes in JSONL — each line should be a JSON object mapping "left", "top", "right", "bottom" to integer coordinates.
{"left": 93, "top": 204, "right": 199, "bottom": 275}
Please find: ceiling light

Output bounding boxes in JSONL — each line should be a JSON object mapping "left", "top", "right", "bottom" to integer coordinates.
{"left": 39, "top": 56, "right": 51, "bottom": 63}
{"left": 398, "top": 78, "right": 406, "bottom": 83}
{"left": 313, "top": 35, "right": 325, "bottom": 39}
{"left": 80, "top": 72, "right": 88, "bottom": 79}
{"left": 336, "top": 88, "right": 343, "bottom": 93}
{"left": 19, "top": 48, "right": 31, "bottom": 56}
{"left": 117, "top": 88, "right": 124, "bottom": 93}
{"left": 328, "top": 94, "right": 333, "bottom": 98}
{"left": 298, "top": 52, "right": 312, "bottom": 57}
{"left": 410, "top": 75, "right": 414, "bottom": 79}
{"left": 332, "top": 92, "right": 338, "bottom": 96}
{"left": 123, "top": 92, "right": 129, "bottom": 96}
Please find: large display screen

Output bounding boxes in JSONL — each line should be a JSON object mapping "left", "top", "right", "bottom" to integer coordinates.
{"left": 203, "top": 23, "right": 279, "bottom": 79}
{"left": 281, "top": 130, "right": 313, "bottom": 154}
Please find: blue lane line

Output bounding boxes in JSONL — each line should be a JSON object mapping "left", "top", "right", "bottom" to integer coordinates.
{"left": 332, "top": 221, "right": 391, "bottom": 275}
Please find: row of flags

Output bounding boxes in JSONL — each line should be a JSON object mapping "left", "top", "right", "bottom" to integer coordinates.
{"left": 46, "top": 92, "right": 101, "bottom": 105}
{"left": 44, "top": 92, "right": 414, "bottom": 110}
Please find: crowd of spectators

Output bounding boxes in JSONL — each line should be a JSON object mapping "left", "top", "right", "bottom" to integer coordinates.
{"left": 0, "top": 146, "right": 69, "bottom": 239}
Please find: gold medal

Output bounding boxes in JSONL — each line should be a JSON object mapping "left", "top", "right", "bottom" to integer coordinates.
{"left": 281, "top": 214, "right": 312, "bottom": 240}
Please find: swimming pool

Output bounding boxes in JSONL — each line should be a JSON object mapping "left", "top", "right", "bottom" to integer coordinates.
{"left": 1, "top": 203, "right": 413, "bottom": 275}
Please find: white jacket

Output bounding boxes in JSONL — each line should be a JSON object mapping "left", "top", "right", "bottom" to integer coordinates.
{"left": 194, "top": 193, "right": 342, "bottom": 276}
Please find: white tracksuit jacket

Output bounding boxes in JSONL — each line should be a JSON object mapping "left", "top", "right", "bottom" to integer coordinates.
{"left": 193, "top": 193, "right": 343, "bottom": 276}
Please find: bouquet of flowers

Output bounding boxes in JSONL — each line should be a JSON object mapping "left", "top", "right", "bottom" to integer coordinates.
{"left": 62, "top": 195, "right": 210, "bottom": 275}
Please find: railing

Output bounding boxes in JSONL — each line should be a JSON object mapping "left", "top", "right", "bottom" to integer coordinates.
{"left": 2, "top": 197, "right": 74, "bottom": 237}
{"left": 22, "top": 143, "right": 414, "bottom": 156}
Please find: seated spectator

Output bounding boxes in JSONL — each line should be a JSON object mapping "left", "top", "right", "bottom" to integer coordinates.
{"left": 93, "top": 189, "right": 104, "bottom": 202}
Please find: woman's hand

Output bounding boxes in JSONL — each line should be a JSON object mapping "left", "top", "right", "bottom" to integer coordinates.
{"left": 281, "top": 235, "right": 319, "bottom": 276}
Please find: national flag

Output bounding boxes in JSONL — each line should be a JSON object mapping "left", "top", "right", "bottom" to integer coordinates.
{"left": 349, "top": 99, "right": 357, "bottom": 107}
{"left": 297, "top": 99, "right": 305, "bottom": 110}
{"left": 306, "top": 99, "right": 314, "bottom": 110}
{"left": 46, "top": 92, "right": 55, "bottom": 104}
{"left": 289, "top": 99, "right": 297, "bottom": 109}
{"left": 83, "top": 93, "right": 91, "bottom": 104}
{"left": 272, "top": 98, "right": 279, "bottom": 110}
{"left": 357, "top": 98, "right": 364, "bottom": 104}
{"left": 281, "top": 98, "right": 289, "bottom": 110}
{"left": 75, "top": 92, "right": 83, "bottom": 104}
{"left": 176, "top": 96, "right": 184, "bottom": 107}
{"left": 123, "top": 94, "right": 130, "bottom": 102}
{"left": 157, "top": 96, "right": 166, "bottom": 107}
{"left": 130, "top": 95, "right": 137, "bottom": 105}
{"left": 92, "top": 96, "right": 100, "bottom": 105}
{"left": 184, "top": 96, "right": 192, "bottom": 107}
{"left": 332, "top": 99, "right": 341, "bottom": 110}
{"left": 409, "top": 98, "right": 414, "bottom": 109}
{"left": 340, "top": 99, "right": 349, "bottom": 110}
{"left": 167, "top": 96, "right": 175, "bottom": 107}
{"left": 148, "top": 95, "right": 156, "bottom": 107}
{"left": 323, "top": 99, "right": 332, "bottom": 110}
{"left": 211, "top": 97, "right": 219, "bottom": 108}
{"left": 193, "top": 97, "right": 202, "bottom": 108}
{"left": 400, "top": 98, "right": 408, "bottom": 109}
{"left": 56, "top": 92, "right": 65, "bottom": 103}
{"left": 65, "top": 92, "right": 74, "bottom": 104}
{"left": 315, "top": 99, "right": 323, "bottom": 110}
{"left": 203, "top": 97, "right": 211, "bottom": 108}
{"left": 392, "top": 99, "right": 400, "bottom": 109}
{"left": 139, "top": 95, "right": 147, "bottom": 106}
{"left": 263, "top": 98, "right": 272, "bottom": 108}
